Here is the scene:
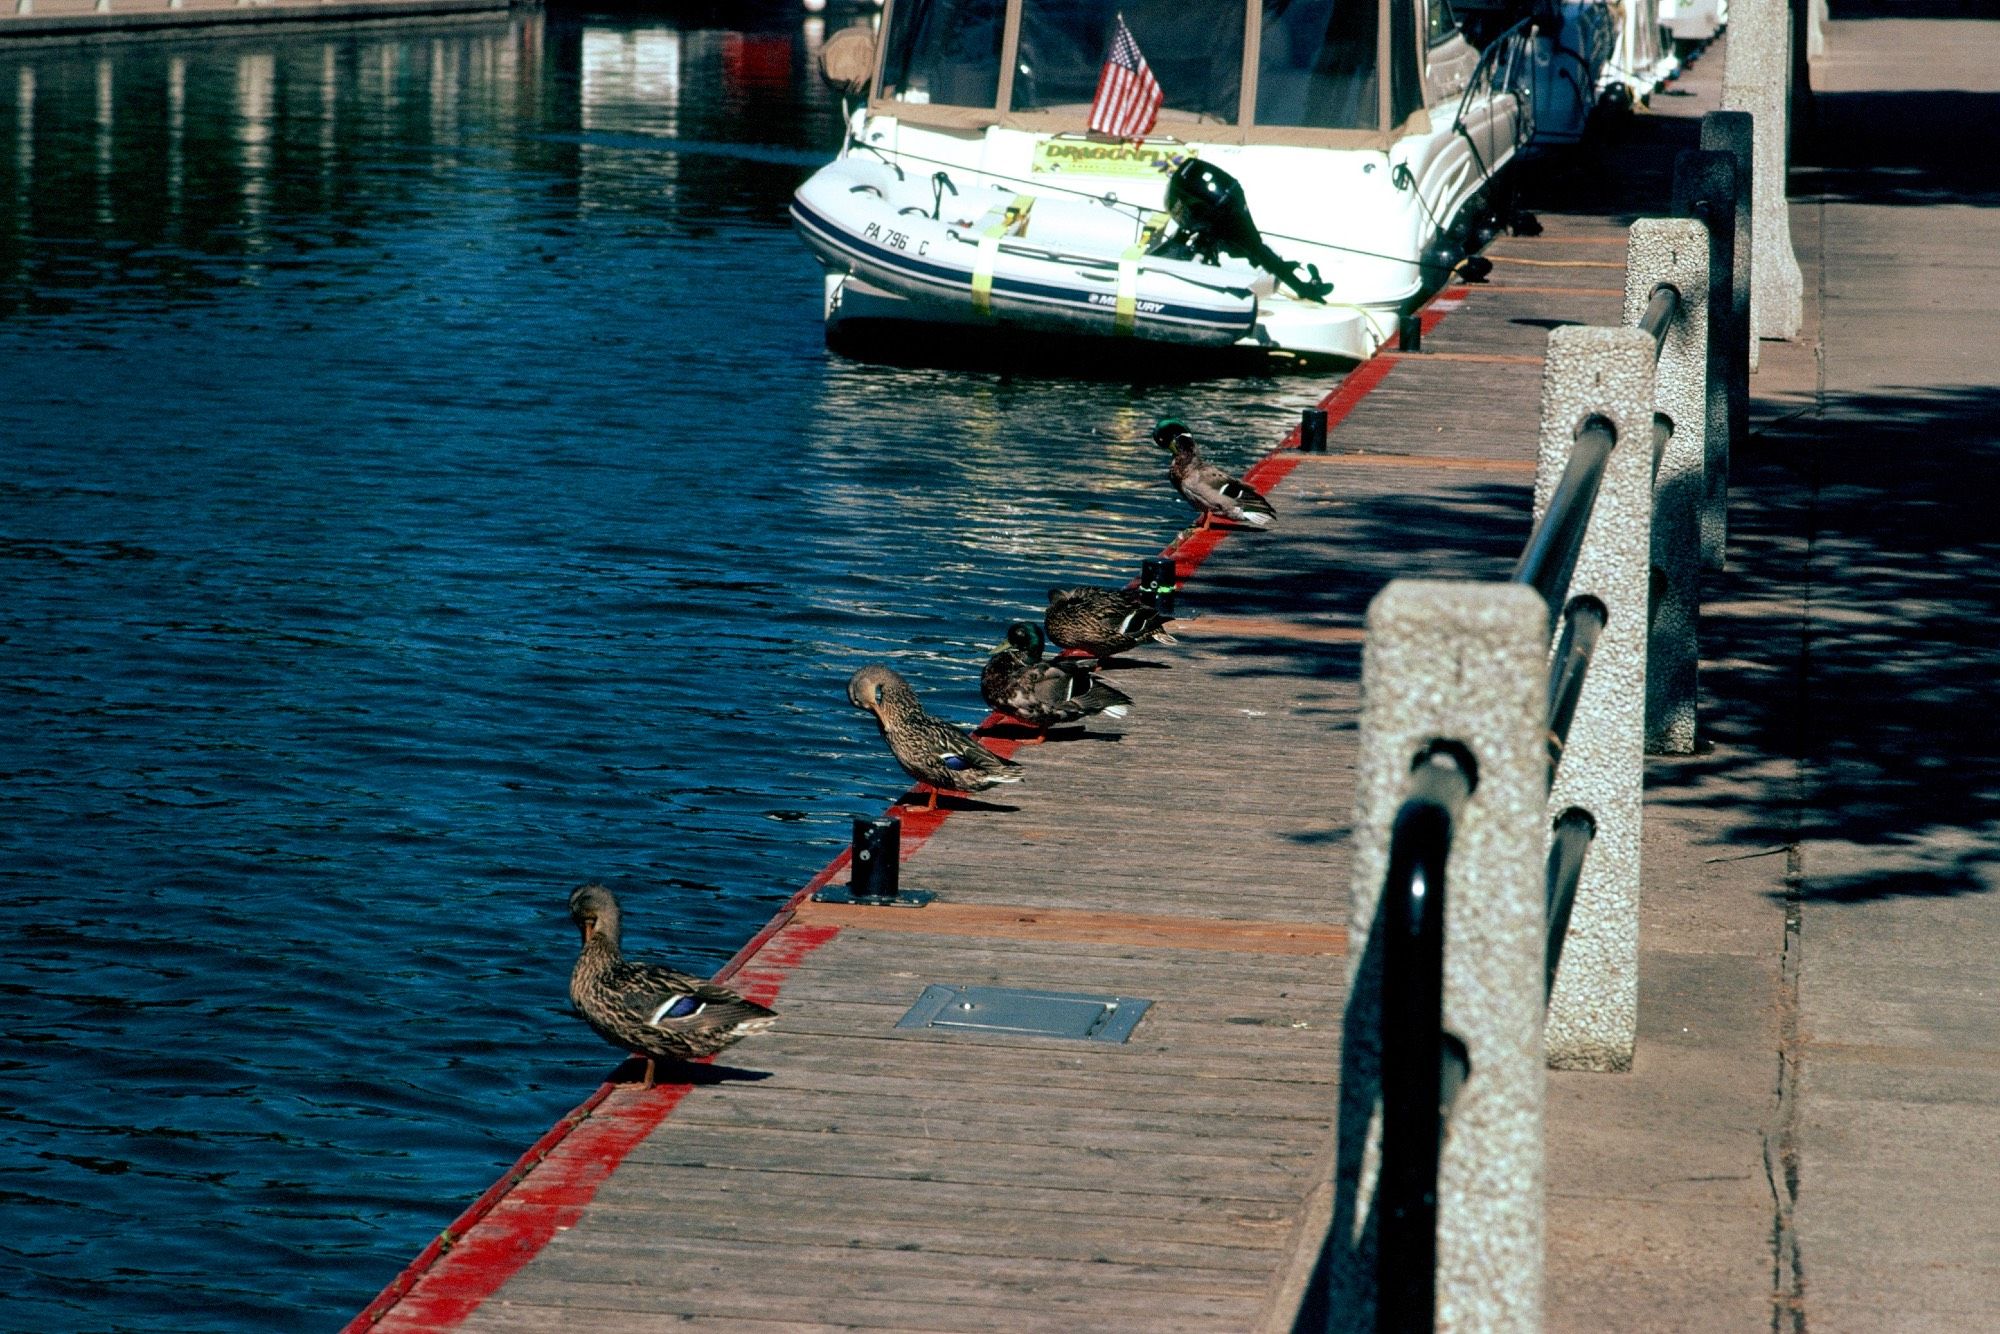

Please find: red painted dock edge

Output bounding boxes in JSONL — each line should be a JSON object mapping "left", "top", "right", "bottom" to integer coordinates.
{"left": 344, "top": 283, "right": 1472, "bottom": 1331}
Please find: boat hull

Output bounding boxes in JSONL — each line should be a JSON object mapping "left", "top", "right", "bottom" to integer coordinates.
{"left": 790, "top": 161, "right": 1259, "bottom": 348}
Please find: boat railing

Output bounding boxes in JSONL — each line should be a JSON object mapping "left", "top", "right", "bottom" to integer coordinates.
{"left": 1329, "top": 110, "right": 1749, "bottom": 1330}
{"left": 1456, "top": 17, "right": 1538, "bottom": 144}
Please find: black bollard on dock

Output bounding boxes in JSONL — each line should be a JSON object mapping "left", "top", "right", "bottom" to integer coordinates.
{"left": 1397, "top": 313, "right": 1423, "bottom": 353}
{"left": 1140, "top": 557, "right": 1178, "bottom": 617}
{"left": 1298, "top": 406, "right": 1328, "bottom": 454}
{"left": 850, "top": 816, "right": 899, "bottom": 899}
{"left": 812, "top": 816, "right": 933, "bottom": 907}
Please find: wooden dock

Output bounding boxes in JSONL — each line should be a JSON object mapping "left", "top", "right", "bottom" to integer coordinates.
{"left": 351, "top": 57, "right": 1721, "bottom": 1334}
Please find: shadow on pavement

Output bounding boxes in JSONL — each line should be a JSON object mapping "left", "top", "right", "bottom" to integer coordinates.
{"left": 1799, "top": 90, "right": 2000, "bottom": 208}
{"left": 1661, "top": 383, "right": 2000, "bottom": 903}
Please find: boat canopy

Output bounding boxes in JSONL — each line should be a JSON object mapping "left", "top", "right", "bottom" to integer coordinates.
{"left": 871, "top": 0, "right": 1440, "bottom": 146}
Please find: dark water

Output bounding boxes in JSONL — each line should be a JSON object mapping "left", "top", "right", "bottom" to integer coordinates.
{"left": 0, "top": 9, "right": 1326, "bottom": 1328}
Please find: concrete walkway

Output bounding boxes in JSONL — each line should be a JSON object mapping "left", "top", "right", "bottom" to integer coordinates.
{"left": 1545, "top": 12, "right": 2000, "bottom": 1329}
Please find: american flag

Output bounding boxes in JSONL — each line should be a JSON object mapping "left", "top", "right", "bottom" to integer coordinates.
{"left": 1088, "top": 15, "right": 1164, "bottom": 140}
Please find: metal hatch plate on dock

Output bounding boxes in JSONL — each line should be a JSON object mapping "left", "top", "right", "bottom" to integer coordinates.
{"left": 895, "top": 984, "right": 1152, "bottom": 1043}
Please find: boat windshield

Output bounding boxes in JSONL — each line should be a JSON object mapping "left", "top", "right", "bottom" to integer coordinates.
{"left": 880, "top": 0, "right": 1007, "bottom": 107}
{"left": 873, "top": 0, "right": 1424, "bottom": 141}
{"left": 1010, "top": 0, "right": 1244, "bottom": 122}
{"left": 1255, "top": 0, "right": 1380, "bottom": 129}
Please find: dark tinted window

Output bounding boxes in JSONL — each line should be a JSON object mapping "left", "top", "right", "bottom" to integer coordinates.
{"left": 1255, "top": 0, "right": 1380, "bottom": 129}
{"left": 881, "top": 0, "right": 1007, "bottom": 108}
{"left": 1391, "top": 0, "right": 1422, "bottom": 122}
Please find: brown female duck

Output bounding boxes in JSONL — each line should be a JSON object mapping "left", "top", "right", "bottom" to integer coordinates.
{"left": 847, "top": 664, "right": 1021, "bottom": 809}
{"left": 1044, "top": 586, "right": 1178, "bottom": 660}
{"left": 1152, "top": 418, "right": 1276, "bottom": 529}
{"left": 568, "top": 883, "right": 776, "bottom": 1085}
{"left": 981, "top": 622, "right": 1132, "bottom": 738}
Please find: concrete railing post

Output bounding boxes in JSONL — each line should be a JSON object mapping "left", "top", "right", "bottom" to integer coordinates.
{"left": 1673, "top": 148, "right": 1739, "bottom": 571}
{"left": 1722, "top": 0, "right": 1804, "bottom": 345}
{"left": 1334, "top": 580, "right": 1549, "bottom": 1332}
{"left": 1533, "top": 328, "right": 1654, "bottom": 1071}
{"left": 1625, "top": 218, "right": 1709, "bottom": 757}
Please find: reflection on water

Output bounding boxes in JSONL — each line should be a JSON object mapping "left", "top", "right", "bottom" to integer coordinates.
{"left": 0, "top": 11, "right": 1331, "bottom": 1330}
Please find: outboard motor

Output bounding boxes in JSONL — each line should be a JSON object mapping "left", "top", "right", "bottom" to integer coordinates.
{"left": 1151, "top": 158, "right": 1333, "bottom": 303}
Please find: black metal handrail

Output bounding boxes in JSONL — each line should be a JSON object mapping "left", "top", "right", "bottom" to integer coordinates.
{"left": 1636, "top": 283, "right": 1682, "bottom": 358}
{"left": 1511, "top": 415, "right": 1615, "bottom": 613}
{"left": 1371, "top": 264, "right": 1695, "bottom": 1327}
{"left": 1521, "top": 282, "right": 1687, "bottom": 1002}
{"left": 1543, "top": 808, "right": 1596, "bottom": 998}
{"left": 1377, "top": 746, "right": 1474, "bottom": 1334}
{"left": 1544, "top": 597, "right": 1607, "bottom": 769}
{"left": 1515, "top": 282, "right": 1687, "bottom": 618}
{"left": 1651, "top": 412, "right": 1674, "bottom": 477}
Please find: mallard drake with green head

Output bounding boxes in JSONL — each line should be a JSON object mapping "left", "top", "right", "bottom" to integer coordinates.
{"left": 1045, "top": 586, "right": 1179, "bottom": 660}
{"left": 981, "top": 622, "right": 1132, "bottom": 738}
{"left": 1152, "top": 418, "right": 1276, "bottom": 529}
{"left": 847, "top": 664, "right": 1022, "bottom": 809}
{"left": 568, "top": 883, "right": 776, "bottom": 1086}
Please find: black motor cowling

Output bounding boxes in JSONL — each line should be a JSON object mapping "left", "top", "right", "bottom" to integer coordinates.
{"left": 1153, "top": 158, "right": 1332, "bottom": 302}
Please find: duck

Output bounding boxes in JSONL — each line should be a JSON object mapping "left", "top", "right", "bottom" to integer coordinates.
{"left": 980, "top": 621, "right": 1133, "bottom": 738}
{"left": 568, "top": 883, "right": 777, "bottom": 1086}
{"left": 1152, "top": 418, "right": 1277, "bottom": 529}
{"left": 847, "top": 664, "right": 1022, "bottom": 809}
{"left": 1045, "top": 585, "right": 1179, "bottom": 661}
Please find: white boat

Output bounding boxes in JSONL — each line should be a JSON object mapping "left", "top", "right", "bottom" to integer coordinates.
{"left": 1659, "top": 0, "right": 1727, "bottom": 45}
{"left": 1521, "top": 0, "right": 1690, "bottom": 129}
{"left": 1598, "top": 0, "right": 1682, "bottom": 106}
{"left": 1523, "top": 1, "right": 1616, "bottom": 147}
{"left": 793, "top": 0, "right": 1550, "bottom": 362}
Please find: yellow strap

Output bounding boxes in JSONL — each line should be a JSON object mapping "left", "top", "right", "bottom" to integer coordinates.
{"left": 972, "top": 233, "right": 1000, "bottom": 315}
{"left": 1114, "top": 245, "right": 1144, "bottom": 336}
{"left": 970, "top": 195, "right": 1032, "bottom": 317}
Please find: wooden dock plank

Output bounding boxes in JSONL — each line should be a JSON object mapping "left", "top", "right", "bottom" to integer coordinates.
{"left": 531, "top": 1203, "right": 1292, "bottom": 1272}
{"left": 665, "top": 1089, "right": 1332, "bottom": 1141}
{"left": 686, "top": 1053, "right": 1338, "bottom": 1109}
{"left": 462, "top": 1281, "right": 1260, "bottom": 1334}
{"left": 658, "top": 1065, "right": 1336, "bottom": 1119}
{"left": 755, "top": 930, "right": 1348, "bottom": 984}
{"left": 768, "top": 948, "right": 1346, "bottom": 995}
{"left": 791, "top": 900, "right": 1347, "bottom": 954}
{"left": 516, "top": 1233, "right": 1276, "bottom": 1296}
{"left": 569, "top": 1162, "right": 1310, "bottom": 1226}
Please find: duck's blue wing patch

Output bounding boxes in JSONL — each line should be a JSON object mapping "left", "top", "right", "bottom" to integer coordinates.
{"left": 939, "top": 752, "right": 973, "bottom": 771}
{"left": 648, "top": 993, "right": 706, "bottom": 1025}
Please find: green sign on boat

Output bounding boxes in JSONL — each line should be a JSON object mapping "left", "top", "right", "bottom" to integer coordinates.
{"left": 1029, "top": 140, "right": 1190, "bottom": 179}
